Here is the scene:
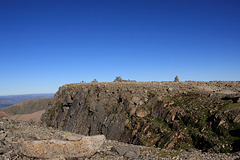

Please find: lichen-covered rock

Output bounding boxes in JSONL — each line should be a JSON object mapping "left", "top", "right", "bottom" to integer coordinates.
{"left": 19, "top": 135, "right": 105, "bottom": 159}
{"left": 136, "top": 107, "right": 150, "bottom": 118}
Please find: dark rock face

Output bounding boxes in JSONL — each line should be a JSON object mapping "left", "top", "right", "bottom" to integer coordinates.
{"left": 42, "top": 81, "right": 240, "bottom": 153}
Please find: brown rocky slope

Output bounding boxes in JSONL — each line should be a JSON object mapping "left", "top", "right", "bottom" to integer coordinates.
{"left": 42, "top": 81, "right": 240, "bottom": 153}
{"left": 0, "top": 98, "right": 53, "bottom": 115}
{"left": 0, "top": 98, "right": 53, "bottom": 124}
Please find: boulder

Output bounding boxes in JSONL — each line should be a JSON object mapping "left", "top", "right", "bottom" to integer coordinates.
{"left": 19, "top": 135, "right": 105, "bottom": 159}
{"left": 113, "top": 145, "right": 140, "bottom": 159}
{"left": 136, "top": 107, "right": 150, "bottom": 118}
{"left": 132, "top": 96, "right": 141, "bottom": 105}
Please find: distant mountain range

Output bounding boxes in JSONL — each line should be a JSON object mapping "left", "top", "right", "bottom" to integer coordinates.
{"left": 0, "top": 93, "right": 54, "bottom": 109}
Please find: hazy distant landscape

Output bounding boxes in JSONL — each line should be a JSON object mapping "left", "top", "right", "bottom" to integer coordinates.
{"left": 0, "top": 93, "right": 54, "bottom": 108}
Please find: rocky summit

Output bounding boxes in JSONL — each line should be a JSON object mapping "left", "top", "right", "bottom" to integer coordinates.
{"left": 42, "top": 81, "right": 240, "bottom": 154}
{"left": 1, "top": 80, "right": 240, "bottom": 159}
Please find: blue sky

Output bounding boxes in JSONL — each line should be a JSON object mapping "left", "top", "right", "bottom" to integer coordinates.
{"left": 0, "top": 0, "right": 240, "bottom": 95}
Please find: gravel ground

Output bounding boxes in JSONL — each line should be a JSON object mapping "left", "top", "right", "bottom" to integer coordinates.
{"left": 0, "top": 118, "right": 239, "bottom": 160}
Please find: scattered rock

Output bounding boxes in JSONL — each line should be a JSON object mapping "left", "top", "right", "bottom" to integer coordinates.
{"left": 113, "top": 145, "right": 140, "bottom": 159}
{"left": 64, "top": 135, "right": 83, "bottom": 141}
{"left": 0, "top": 118, "right": 239, "bottom": 159}
{"left": 136, "top": 107, "right": 150, "bottom": 118}
{"left": 132, "top": 96, "right": 141, "bottom": 105}
{"left": 0, "top": 111, "right": 12, "bottom": 119}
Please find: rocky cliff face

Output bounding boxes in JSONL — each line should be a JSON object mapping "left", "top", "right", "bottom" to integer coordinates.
{"left": 42, "top": 81, "right": 240, "bottom": 153}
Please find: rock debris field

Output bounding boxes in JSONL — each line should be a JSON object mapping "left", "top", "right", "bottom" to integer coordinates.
{"left": 0, "top": 118, "right": 239, "bottom": 159}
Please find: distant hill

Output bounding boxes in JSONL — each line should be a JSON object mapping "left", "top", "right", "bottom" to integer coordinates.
{"left": 0, "top": 98, "right": 53, "bottom": 115}
{"left": 0, "top": 93, "right": 54, "bottom": 109}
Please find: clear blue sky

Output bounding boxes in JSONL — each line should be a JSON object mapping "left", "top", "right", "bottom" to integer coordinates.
{"left": 0, "top": 0, "right": 240, "bottom": 95}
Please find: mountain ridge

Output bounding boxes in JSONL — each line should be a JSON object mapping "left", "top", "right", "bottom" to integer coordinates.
{"left": 0, "top": 93, "right": 54, "bottom": 108}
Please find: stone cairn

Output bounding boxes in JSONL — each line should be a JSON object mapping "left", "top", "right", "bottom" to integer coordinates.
{"left": 174, "top": 76, "right": 179, "bottom": 82}
{"left": 114, "top": 76, "right": 123, "bottom": 82}
{"left": 91, "top": 79, "right": 99, "bottom": 83}
{"left": 113, "top": 76, "right": 136, "bottom": 82}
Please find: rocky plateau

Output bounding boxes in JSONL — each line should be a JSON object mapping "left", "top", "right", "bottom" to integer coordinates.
{"left": 1, "top": 80, "right": 240, "bottom": 159}
{"left": 42, "top": 81, "right": 240, "bottom": 153}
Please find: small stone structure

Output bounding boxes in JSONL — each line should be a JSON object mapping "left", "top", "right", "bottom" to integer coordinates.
{"left": 174, "top": 76, "right": 179, "bottom": 82}
{"left": 114, "top": 76, "right": 123, "bottom": 82}
{"left": 113, "top": 76, "right": 136, "bottom": 82}
{"left": 91, "top": 79, "right": 98, "bottom": 83}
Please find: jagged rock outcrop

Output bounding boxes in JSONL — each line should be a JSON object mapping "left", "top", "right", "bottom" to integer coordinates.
{"left": 42, "top": 81, "right": 240, "bottom": 153}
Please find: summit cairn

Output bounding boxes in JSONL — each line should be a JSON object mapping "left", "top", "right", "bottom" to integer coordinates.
{"left": 174, "top": 76, "right": 179, "bottom": 82}
{"left": 91, "top": 79, "right": 98, "bottom": 83}
{"left": 113, "top": 76, "right": 137, "bottom": 82}
{"left": 114, "top": 76, "right": 122, "bottom": 82}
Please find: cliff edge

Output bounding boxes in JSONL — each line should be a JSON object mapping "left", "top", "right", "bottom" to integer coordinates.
{"left": 42, "top": 81, "right": 240, "bottom": 153}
